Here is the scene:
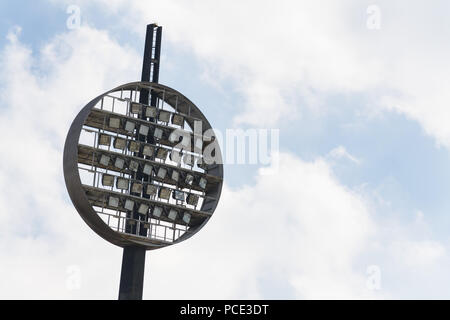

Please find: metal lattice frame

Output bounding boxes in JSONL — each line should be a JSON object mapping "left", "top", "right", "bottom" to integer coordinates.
{"left": 64, "top": 82, "right": 223, "bottom": 250}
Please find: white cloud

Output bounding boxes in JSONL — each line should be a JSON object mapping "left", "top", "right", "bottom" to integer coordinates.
{"left": 390, "top": 240, "right": 446, "bottom": 268}
{"left": 145, "top": 153, "right": 377, "bottom": 299}
{"left": 62, "top": 0, "right": 450, "bottom": 148}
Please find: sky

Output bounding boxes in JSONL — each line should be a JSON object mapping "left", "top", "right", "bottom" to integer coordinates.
{"left": 1, "top": 0, "right": 450, "bottom": 299}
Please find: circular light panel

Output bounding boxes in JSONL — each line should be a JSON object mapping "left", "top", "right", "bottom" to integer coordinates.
{"left": 63, "top": 82, "right": 223, "bottom": 250}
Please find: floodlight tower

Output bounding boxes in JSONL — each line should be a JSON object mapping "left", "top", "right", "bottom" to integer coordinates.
{"left": 63, "top": 24, "right": 223, "bottom": 300}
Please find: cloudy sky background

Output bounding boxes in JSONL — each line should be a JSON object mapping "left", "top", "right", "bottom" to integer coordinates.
{"left": 1, "top": 0, "right": 450, "bottom": 299}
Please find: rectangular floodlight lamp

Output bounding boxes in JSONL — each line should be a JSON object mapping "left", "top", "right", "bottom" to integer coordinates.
{"left": 159, "top": 187, "right": 171, "bottom": 200}
{"left": 114, "top": 157, "right": 125, "bottom": 169}
{"left": 185, "top": 174, "right": 194, "bottom": 185}
{"left": 173, "top": 190, "right": 185, "bottom": 201}
{"left": 168, "top": 209, "right": 177, "bottom": 221}
{"left": 143, "top": 145, "right": 154, "bottom": 157}
{"left": 146, "top": 106, "right": 157, "bottom": 118}
{"left": 125, "top": 121, "right": 135, "bottom": 133}
{"left": 153, "top": 206, "right": 163, "bottom": 218}
{"left": 171, "top": 170, "right": 180, "bottom": 182}
{"left": 143, "top": 164, "right": 153, "bottom": 175}
{"left": 138, "top": 203, "right": 149, "bottom": 215}
{"left": 108, "top": 196, "right": 119, "bottom": 208}
{"left": 109, "top": 117, "right": 121, "bottom": 129}
{"left": 130, "top": 102, "right": 142, "bottom": 114}
{"left": 146, "top": 184, "right": 157, "bottom": 196}
{"left": 199, "top": 177, "right": 207, "bottom": 189}
{"left": 187, "top": 194, "right": 199, "bottom": 206}
{"left": 143, "top": 222, "right": 150, "bottom": 229}
{"left": 159, "top": 110, "right": 171, "bottom": 122}
{"left": 129, "top": 160, "right": 139, "bottom": 172}
{"left": 102, "top": 174, "right": 115, "bottom": 187}
{"left": 113, "top": 137, "right": 127, "bottom": 150}
{"left": 128, "top": 141, "right": 140, "bottom": 153}
{"left": 182, "top": 212, "right": 191, "bottom": 224}
{"left": 116, "top": 178, "right": 129, "bottom": 190}
{"left": 157, "top": 167, "right": 167, "bottom": 179}
{"left": 172, "top": 114, "right": 184, "bottom": 126}
{"left": 154, "top": 127, "right": 163, "bottom": 139}
{"left": 100, "top": 155, "right": 110, "bottom": 166}
{"left": 139, "top": 125, "right": 149, "bottom": 136}
{"left": 131, "top": 182, "right": 143, "bottom": 194}
{"left": 125, "top": 199, "right": 134, "bottom": 211}
{"left": 98, "top": 134, "right": 111, "bottom": 146}
{"left": 156, "top": 148, "right": 168, "bottom": 160}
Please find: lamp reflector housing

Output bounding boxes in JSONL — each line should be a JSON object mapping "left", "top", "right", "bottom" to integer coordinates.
{"left": 157, "top": 167, "right": 167, "bottom": 179}
{"left": 172, "top": 114, "right": 184, "bottom": 126}
{"left": 116, "top": 178, "right": 129, "bottom": 190}
{"left": 159, "top": 187, "right": 171, "bottom": 200}
{"left": 130, "top": 102, "right": 141, "bottom": 114}
{"left": 102, "top": 174, "right": 114, "bottom": 187}
{"left": 183, "top": 213, "right": 191, "bottom": 224}
{"left": 173, "top": 190, "right": 185, "bottom": 201}
{"left": 199, "top": 177, "right": 207, "bottom": 189}
{"left": 108, "top": 196, "right": 119, "bottom": 208}
{"left": 146, "top": 106, "right": 157, "bottom": 118}
{"left": 153, "top": 206, "right": 163, "bottom": 218}
{"left": 143, "top": 145, "right": 154, "bottom": 157}
{"left": 138, "top": 203, "right": 149, "bottom": 215}
{"left": 124, "top": 199, "right": 134, "bottom": 211}
{"left": 186, "top": 194, "right": 199, "bottom": 206}
{"left": 100, "top": 155, "right": 110, "bottom": 166}
{"left": 139, "top": 125, "right": 149, "bottom": 136}
{"left": 146, "top": 185, "right": 157, "bottom": 196}
{"left": 143, "top": 164, "right": 153, "bottom": 175}
{"left": 113, "top": 137, "right": 126, "bottom": 150}
{"left": 109, "top": 117, "right": 121, "bottom": 129}
{"left": 128, "top": 141, "right": 140, "bottom": 153}
{"left": 156, "top": 148, "right": 168, "bottom": 160}
{"left": 154, "top": 128, "right": 163, "bottom": 139}
{"left": 171, "top": 170, "right": 180, "bottom": 182}
{"left": 131, "top": 183, "right": 143, "bottom": 194}
{"left": 125, "top": 121, "right": 135, "bottom": 132}
{"left": 159, "top": 110, "right": 171, "bottom": 122}
{"left": 129, "top": 160, "right": 139, "bottom": 172}
{"left": 185, "top": 174, "right": 194, "bottom": 185}
{"left": 98, "top": 134, "right": 111, "bottom": 146}
{"left": 114, "top": 158, "right": 125, "bottom": 169}
{"left": 168, "top": 209, "right": 177, "bottom": 221}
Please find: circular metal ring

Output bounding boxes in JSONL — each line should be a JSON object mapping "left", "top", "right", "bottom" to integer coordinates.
{"left": 63, "top": 82, "right": 223, "bottom": 249}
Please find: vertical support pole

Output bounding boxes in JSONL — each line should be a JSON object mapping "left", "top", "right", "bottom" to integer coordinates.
{"left": 119, "top": 24, "right": 163, "bottom": 300}
{"left": 118, "top": 246, "right": 146, "bottom": 300}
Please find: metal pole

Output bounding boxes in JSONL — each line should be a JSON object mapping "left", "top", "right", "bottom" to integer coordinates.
{"left": 118, "top": 24, "right": 162, "bottom": 300}
{"left": 118, "top": 246, "right": 146, "bottom": 300}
